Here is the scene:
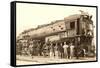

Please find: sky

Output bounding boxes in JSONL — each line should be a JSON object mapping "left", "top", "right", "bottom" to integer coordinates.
{"left": 16, "top": 3, "right": 96, "bottom": 45}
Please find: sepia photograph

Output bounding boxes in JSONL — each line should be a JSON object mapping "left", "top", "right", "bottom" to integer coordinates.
{"left": 14, "top": 2, "right": 97, "bottom": 66}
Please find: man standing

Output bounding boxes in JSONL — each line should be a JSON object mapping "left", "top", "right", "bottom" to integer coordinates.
{"left": 63, "top": 42, "right": 69, "bottom": 59}
{"left": 28, "top": 43, "right": 34, "bottom": 58}
{"left": 49, "top": 43, "right": 55, "bottom": 58}
{"left": 54, "top": 43, "right": 59, "bottom": 58}
{"left": 69, "top": 43, "right": 74, "bottom": 59}
{"left": 59, "top": 43, "right": 64, "bottom": 58}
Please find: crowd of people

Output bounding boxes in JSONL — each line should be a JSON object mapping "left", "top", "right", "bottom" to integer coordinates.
{"left": 17, "top": 40, "right": 90, "bottom": 59}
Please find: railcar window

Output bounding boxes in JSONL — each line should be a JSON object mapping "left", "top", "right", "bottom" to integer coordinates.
{"left": 70, "top": 21, "right": 75, "bottom": 29}
{"left": 59, "top": 25, "right": 61, "bottom": 27}
{"left": 61, "top": 27, "right": 63, "bottom": 30}
{"left": 53, "top": 29, "right": 55, "bottom": 31}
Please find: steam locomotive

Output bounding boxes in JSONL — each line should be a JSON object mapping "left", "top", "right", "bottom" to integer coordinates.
{"left": 17, "top": 11, "right": 95, "bottom": 57}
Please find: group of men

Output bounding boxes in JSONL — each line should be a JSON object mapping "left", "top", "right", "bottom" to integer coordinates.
{"left": 17, "top": 41, "right": 87, "bottom": 59}
{"left": 47, "top": 42, "right": 75, "bottom": 59}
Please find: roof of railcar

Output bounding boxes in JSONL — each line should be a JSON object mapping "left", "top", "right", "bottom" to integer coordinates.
{"left": 64, "top": 14, "right": 81, "bottom": 21}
